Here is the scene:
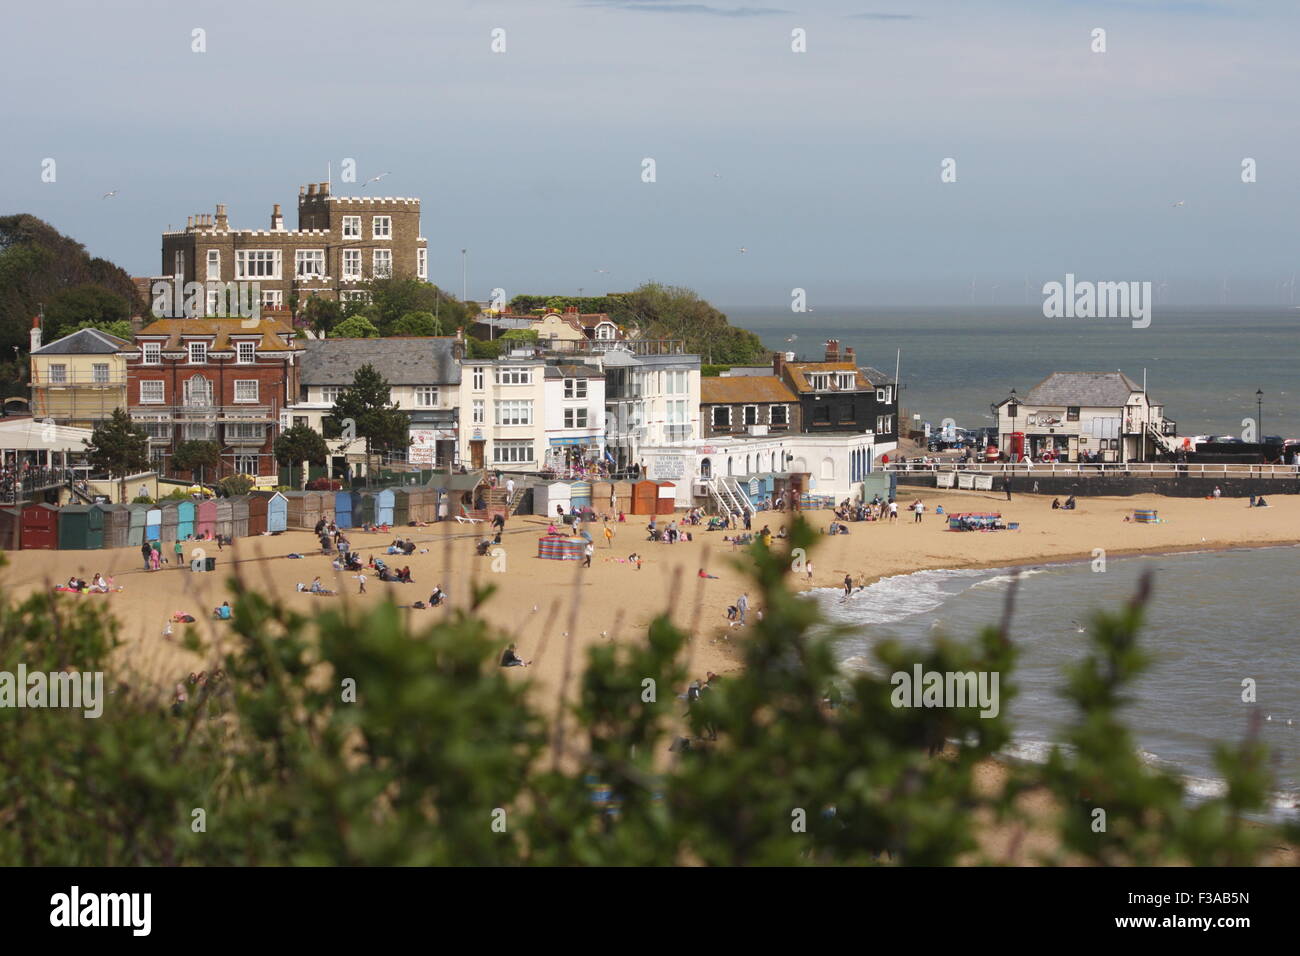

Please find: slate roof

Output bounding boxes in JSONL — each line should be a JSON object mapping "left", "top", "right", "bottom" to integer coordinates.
{"left": 32, "top": 328, "right": 131, "bottom": 355}
{"left": 544, "top": 363, "right": 605, "bottom": 380}
{"left": 858, "top": 366, "right": 895, "bottom": 386}
{"left": 301, "top": 337, "right": 462, "bottom": 386}
{"left": 700, "top": 375, "right": 796, "bottom": 405}
{"left": 1022, "top": 372, "right": 1144, "bottom": 407}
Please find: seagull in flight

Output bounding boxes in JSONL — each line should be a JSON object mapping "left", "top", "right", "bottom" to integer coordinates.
{"left": 361, "top": 172, "right": 391, "bottom": 189}
{"left": 1171, "top": 200, "right": 1185, "bottom": 207}
{"left": 102, "top": 190, "right": 117, "bottom": 199}
{"left": 785, "top": 334, "right": 798, "bottom": 343}
{"left": 594, "top": 268, "right": 609, "bottom": 274}
{"left": 738, "top": 246, "right": 748, "bottom": 254}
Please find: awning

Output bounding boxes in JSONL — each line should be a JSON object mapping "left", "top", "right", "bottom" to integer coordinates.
{"left": 549, "top": 436, "right": 601, "bottom": 446}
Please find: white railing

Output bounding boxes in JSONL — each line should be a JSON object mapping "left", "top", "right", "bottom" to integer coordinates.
{"left": 886, "top": 461, "right": 1299, "bottom": 479}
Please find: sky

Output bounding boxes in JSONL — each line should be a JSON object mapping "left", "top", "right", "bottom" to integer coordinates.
{"left": 2, "top": 0, "right": 1299, "bottom": 308}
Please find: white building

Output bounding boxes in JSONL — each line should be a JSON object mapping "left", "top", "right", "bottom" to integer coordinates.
{"left": 638, "top": 431, "right": 877, "bottom": 510}
{"left": 457, "top": 354, "right": 548, "bottom": 472}
{"left": 600, "top": 345, "right": 701, "bottom": 471}
{"left": 541, "top": 363, "right": 607, "bottom": 472}
{"left": 992, "top": 371, "right": 1177, "bottom": 463}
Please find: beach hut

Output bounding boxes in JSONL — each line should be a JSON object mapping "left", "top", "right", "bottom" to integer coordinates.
{"left": 127, "top": 504, "right": 148, "bottom": 548}
{"left": 98, "top": 504, "right": 130, "bottom": 550}
{"left": 0, "top": 506, "right": 22, "bottom": 551}
{"left": 374, "top": 488, "right": 395, "bottom": 527}
{"left": 215, "top": 498, "right": 234, "bottom": 539}
{"left": 160, "top": 501, "right": 180, "bottom": 542}
{"left": 265, "top": 492, "right": 287, "bottom": 533}
{"left": 247, "top": 495, "right": 268, "bottom": 535}
{"left": 145, "top": 506, "right": 163, "bottom": 542}
{"left": 229, "top": 496, "right": 249, "bottom": 538}
{"left": 533, "top": 481, "right": 572, "bottom": 518}
{"left": 570, "top": 480, "right": 592, "bottom": 510}
{"left": 655, "top": 481, "right": 676, "bottom": 516}
{"left": 401, "top": 487, "right": 430, "bottom": 522}
{"left": 21, "top": 503, "right": 59, "bottom": 550}
{"left": 58, "top": 504, "right": 103, "bottom": 550}
{"left": 177, "top": 499, "right": 196, "bottom": 540}
{"left": 333, "top": 490, "right": 353, "bottom": 529}
{"left": 285, "top": 491, "right": 322, "bottom": 530}
{"left": 196, "top": 499, "right": 217, "bottom": 538}
{"left": 353, "top": 491, "right": 375, "bottom": 527}
{"left": 631, "top": 480, "right": 658, "bottom": 516}
{"left": 391, "top": 488, "right": 412, "bottom": 525}
{"left": 316, "top": 491, "right": 335, "bottom": 526}
{"left": 537, "top": 533, "right": 585, "bottom": 561}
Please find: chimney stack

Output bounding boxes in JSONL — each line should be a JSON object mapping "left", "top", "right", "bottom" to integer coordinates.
{"left": 30, "top": 315, "right": 41, "bottom": 353}
{"left": 773, "top": 351, "right": 785, "bottom": 380}
{"left": 300, "top": 185, "right": 307, "bottom": 197}
{"left": 307, "top": 183, "right": 317, "bottom": 196}
{"left": 319, "top": 182, "right": 330, "bottom": 196}
{"left": 845, "top": 345, "right": 855, "bottom": 365}
{"left": 271, "top": 203, "right": 283, "bottom": 230}
{"left": 215, "top": 204, "right": 228, "bottom": 229}
{"left": 187, "top": 215, "right": 194, "bottom": 229}
{"left": 825, "top": 338, "right": 840, "bottom": 362}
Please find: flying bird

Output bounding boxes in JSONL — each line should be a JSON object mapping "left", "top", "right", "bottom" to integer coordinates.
{"left": 738, "top": 247, "right": 748, "bottom": 254}
{"left": 102, "top": 190, "right": 117, "bottom": 199}
{"left": 1171, "top": 200, "right": 1184, "bottom": 207}
{"left": 594, "top": 268, "right": 609, "bottom": 274}
{"left": 361, "top": 172, "right": 391, "bottom": 189}
{"left": 785, "top": 334, "right": 798, "bottom": 343}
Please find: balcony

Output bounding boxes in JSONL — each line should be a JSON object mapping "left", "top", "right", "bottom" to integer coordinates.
{"left": 542, "top": 338, "right": 687, "bottom": 356}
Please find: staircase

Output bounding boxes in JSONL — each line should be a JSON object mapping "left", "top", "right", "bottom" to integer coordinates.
{"left": 706, "top": 477, "right": 755, "bottom": 517}
{"left": 1146, "top": 422, "right": 1182, "bottom": 456}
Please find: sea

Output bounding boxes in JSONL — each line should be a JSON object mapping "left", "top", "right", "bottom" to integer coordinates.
{"left": 726, "top": 306, "right": 1300, "bottom": 439}
{"left": 806, "top": 546, "right": 1300, "bottom": 817}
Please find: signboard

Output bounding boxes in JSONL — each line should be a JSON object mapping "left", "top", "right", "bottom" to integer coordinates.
{"left": 650, "top": 455, "right": 687, "bottom": 481}
{"left": 409, "top": 428, "right": 439, "bottom": 466}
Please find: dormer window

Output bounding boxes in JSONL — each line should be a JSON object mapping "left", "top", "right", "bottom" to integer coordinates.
{"left": 236, "top": 341, "right": 256, "bottom": 364}
{"left": 809, "top": 373, "right": 830, "bottom": 391}
{"left": 837, "top": 372, "right": 855, "bottom": 390}
{"left": 188, "top": 342, "right": 208, "bottom": 365}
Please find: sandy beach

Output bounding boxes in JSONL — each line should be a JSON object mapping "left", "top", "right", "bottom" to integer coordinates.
{"left": 5, "top": 489, "right": 1298, "bottom": 862}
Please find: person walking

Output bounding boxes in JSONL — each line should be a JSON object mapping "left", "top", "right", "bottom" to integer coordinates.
{"left": 603, "top": 521, "right": 615, "bottom": 549}
{"left": 805, "top": 560, "right": 814, "bottom": 583}
{"left": 843, "top": 573, "right": 853, "bottom": 596}
{"left": 743, "top": 510, "right": 752, "bottom": 531}
{"left": 888, "top": 499, "right": 898, "bottom": 522}
{"left": 914, "top": 499, "right": 925, "bottom": 523}
{"left": 583, "top": 541, "right": 594, "bottom": 568}
{"left": 1005, "top": 478, "right": 1013, "bottom": 502}
{"left": 736, "top": 591, "right": 749, "bottom": 626}
{"left": 506, "top": 476, "right": 516, "bottom": 506}
{"left": 150, "top": 544, "right": 162, "bottom": 571}
{"left": 357, "top": 572, "right": 367, "bottom": 594}
{"left": 141, "top": 541, "right": 152, "bottom": 571}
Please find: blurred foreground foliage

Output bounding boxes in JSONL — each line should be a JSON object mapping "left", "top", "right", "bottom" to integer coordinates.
{"left": 0, "top": 525, "right": 1295, "bottom": 866}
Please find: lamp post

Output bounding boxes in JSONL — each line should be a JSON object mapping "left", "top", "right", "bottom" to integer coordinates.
{"left": 1256, "top": 389, "right": 1263, "bottom": 442}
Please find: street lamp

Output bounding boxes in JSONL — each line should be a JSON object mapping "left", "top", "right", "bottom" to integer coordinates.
{"left": 1256, "top": 389, "right": 1263, "bottom": 442}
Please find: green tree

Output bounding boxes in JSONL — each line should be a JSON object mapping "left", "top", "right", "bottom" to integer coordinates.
{"left": 82, "top": 408, "right": 150, "bottom": 503}
{"left": 332, "top": 363, "right": 410, "bottom": 478}
{"left": 391, "top": 311, "right": 442, "bottom": 337}
{"left": 466, "top": 337, "right": 501, "bottom": 359}
{"left": 60, "top": 318, "right": 134, "bottom": 341}
{"left": 172, "top": 440, "right": 221, "bottom": 486}
{"left": 302, "top": 296, "right": 344, "bottom": 334}
{"left": 219, "top": 474, "right": 256, "bottom": 497}
{"left": 332, "top": 315, "right": 381, "bottom": 338}
{"left": 44, "top": 284, "right": 132, "bottom": 340}
{"left": 273, "top": 424, "right": 329, "bottom": 489}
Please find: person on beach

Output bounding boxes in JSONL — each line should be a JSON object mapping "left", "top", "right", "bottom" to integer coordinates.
{"left": 603, "top": 522, "right": 615, "bottom": 548}
{"left": 698, "top": 568, "right": 718, "bottom": 579}
{"left": 506, "top": 477, "right": 515, "bottom": 506}
{"left": 174, "top": 538, "right": 184, "bottom": 564}
{"left": 141, "top": 541, "right": 152, "bottom": 571}
{"left": 806, "top": 560, "right": 814, "bottom": 582}
{"left": 843, "top": 573, "right": 853, "bottom": 596}
{"left": 150, "top": 545, "right": 162, "bottom": 571}
{"left": 888, "top": 499, "right": 898, "bottom": 522}
{"left": 1213, "top": 485, "right": 1221, "bottom": 499}
{"left": 914, "top": 500, "right": 925, "bottom": 523}
{"left": 583, "top": 541, "right": 594, "bottom": 567}
{"left": 501, "top": 644, "right": 530, "bottom": 667}
{"left": 736, "top": 591, "right": 749, "bottom": 626}
{"left": 629, "top": 552, "right": 642, "bottom": 570}
{"left": 428, "top": 586, "right": 446, "bottom": 607}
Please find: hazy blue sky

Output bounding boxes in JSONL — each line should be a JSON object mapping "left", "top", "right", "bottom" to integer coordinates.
{"left": 3, "top": 0, "right": 1298, "bottom": 307}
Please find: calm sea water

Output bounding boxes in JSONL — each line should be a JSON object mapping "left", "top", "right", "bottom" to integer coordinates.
{"left": 809, "top": 546, "right": 1300, "bottom": 816}
{"left": 726, "top": 306, "right": 1300, "bottom": 439}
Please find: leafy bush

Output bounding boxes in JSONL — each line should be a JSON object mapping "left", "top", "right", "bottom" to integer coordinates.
{"left": 130, "top": 495, "right": 154, "bottom": 504}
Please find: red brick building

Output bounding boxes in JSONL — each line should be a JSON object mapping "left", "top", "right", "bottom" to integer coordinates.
{"left": 125, "top": 316, "right": 303, "bottom": 481}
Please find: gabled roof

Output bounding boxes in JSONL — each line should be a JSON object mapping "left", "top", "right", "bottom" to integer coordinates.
{"left": 301, "top": 337, "right": 462, "bottom": 386}
{"left": 1021, "top": 371, "right": 1144, "bottom": 407}
{"left": 701, "top": 375, "right": 796, "bottom": 405}
{"left": 133, "top": 317, "right": 301, "bottom": 352}
{"left": 783, "top": 362, "right": 871, "bottom": 393}
{"left": 32, "top": 327, "right": 131, "bottom": 356}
